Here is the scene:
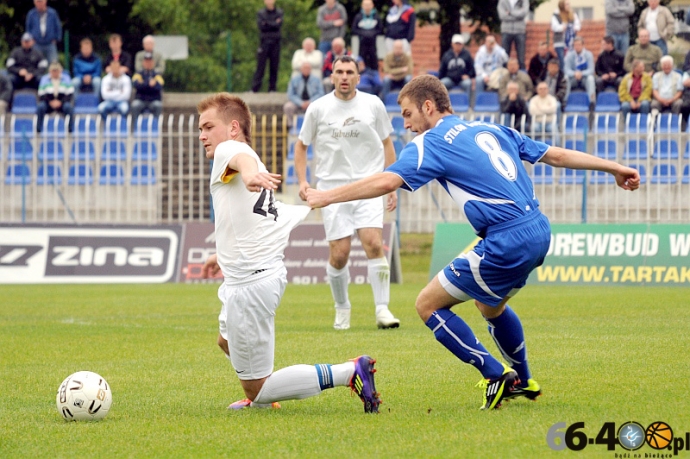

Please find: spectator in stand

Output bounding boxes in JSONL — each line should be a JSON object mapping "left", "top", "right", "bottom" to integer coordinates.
{"left": 542, "top": 58, "right": 568, "bottom": 111}
{"left": 474, "top": 35, "right": 509, "bottom": 93}
{"left": 131, "top": 52, "right": 164, "bottom": 124}
{"left": 98, "top": 60, "right": 132, "bottom": 120}
{"left": 317, "top": 0, "right": 347, "bottom": 55}
{"left": 291, "top": 37, "right": 323, "bottom": 79}
{"left": 71, "top": 38, "right": 102, "bottom": 97}
{"left": 498, "top": 0, "right": 529, "bottom": 70}
{"left": 679, "top": 69, "right": 690, "bottom": 129}
{"left": 564, "top": 37, "right": 595, "bottom": 104}
{"left": 438, "top": 34, "right": 475, "bottom": 94}
{"left": 683, "top": 48, "right": 690, "bottom": 73}
{"left": 499, "top": 58, "right": 534, "bottom": 101}
{"left": 251, "top": 0, "right": 283, "bottom": 93}
{"left": 283, "top": 61, "right": 325, "bottom": 127}
{"left": 385, "top": 0, "right": 416, "bottom": 54}
{"left": 37, "top": 61, "right": 73, "bottom": 132}
{"left": 104, "top": 34, "right": 133, "bottom": 76}
{"left": 25, "top": 0, "right": 62, "bottom": 65}
{"left": 135, "top": 35, "right": 165, "bottom": 74}
{"left": 551, "top": 0, "right": 580, "bottom": 69}
{"left": 605, "top": 0, "right": 635, "bottom": 54}
{"left": 352, "top": 0, "right": 383, "bottom": 72}
{"left": 651, "top": 55, "right": 682, "bottom": 115}
{"left": 500, "top": 80, "right": 529, "bottom": 128}
{"left": 6, "top": 33, "right": 48, "bottom": 91}
{"left": 0, "top": 72, "right": 11, "bottom": 115}
{"left": 619, "top": 59, "right": 652, "bottom": 116}
{"left": 529, "top": 81, "right": 558, "bottom": 133}
{"left": 322, "top": 37, "right": 350, "bottom": 92}
{"left": 357, "top": 56, "right": 382, "bottom": 96}
{"left": 637, "top": 0, "right": 675, "bottom": 56}
{"left": 595, "top": 36, "right": 625, "bottom": 94}
{"left": 528, "top": 42, "right": 556, "bottom": 86}
{"left": 380, "top": 39, "right": 413, "bottom": 101}
{"left": 624, "top": 28, "right": 662, "bottom": 74}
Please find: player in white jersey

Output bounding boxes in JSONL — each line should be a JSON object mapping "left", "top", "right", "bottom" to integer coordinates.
{"left": 294, "top": 55, "right": 400, "bottom": 330}
{"left": 197, "top": 93, "right": 381, "bottom": 413}
{"left": 306, "top": 76, "right": 640, "bottom": 410}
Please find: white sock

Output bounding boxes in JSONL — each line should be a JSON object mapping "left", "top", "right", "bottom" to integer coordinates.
{"left": 327, "top": 263, "right": 350, "bottom": 309}
{"left": 252, "top": 362, "right": 355, "bottom": 404}
{"left": 330, "top": 362, "right": 356, "bottom": 387}
{"left": 368, "top": 257, "right": 390, "bottom": 313}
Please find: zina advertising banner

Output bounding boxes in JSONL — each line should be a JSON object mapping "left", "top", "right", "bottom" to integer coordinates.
{"left": 430, "top": 223, "right": 690, "bottom": 286}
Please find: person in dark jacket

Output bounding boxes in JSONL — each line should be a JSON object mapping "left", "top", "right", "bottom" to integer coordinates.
{"left": 131, "top": 53, "right": 164, "bottom": 123}
{"left": 528, "top": 42, "right": 556, "bottom": 86}
{"left": 352, "top": 0, "right": 383, "bottom": 72}
{"left": 103, "top": 34, "right": 133, "bottom": 76}
{"left": 251, "top": 0, "right": 283, "bottom": 93}
{"left": 438, "top": 34, "right": 475, "bottom": 94}
{"left": 25, "top": 0, "right": 62, "bottom": 64}
{"left": 0, "top": 72, "right": 13, "bottom": 114}
{"left": 72, "top": 38, "right": 102, "bottom": 96}
{"left": 595, "top": 36, "right": 625, "bottom": 93}
{"left": 541, "top": 58, "right": 568, "bottom": 109}
{"left": 500, "top": 80, "right": 529, "bottom": 129}
{"left": 6, "top": 33, "right": 48, "bottom": 91}
{"left": 385, "top": 0, "right": 416, "bottom": 54}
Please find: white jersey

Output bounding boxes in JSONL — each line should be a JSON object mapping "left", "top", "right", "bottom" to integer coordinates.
{"left": 210, "top": 140, "right": 310, "bottom": 283}
{"left": 298, "top": 90, "right": 393, "bottom": 182}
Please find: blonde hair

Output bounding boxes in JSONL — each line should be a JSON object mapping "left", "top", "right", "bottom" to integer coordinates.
{"left": 197, "top": 93, "right": 253, "bottom": 146}
{"left": 558, "top": 0, "right": 574, "bottom": 23}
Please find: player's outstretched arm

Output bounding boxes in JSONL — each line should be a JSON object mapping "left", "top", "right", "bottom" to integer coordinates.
{"left": 381, "top": 136, "right": 398, "bottom": 212}
{"left": 202, "top": 253, "right": 221, "bottom": 278}
{"left": 229, "top": 153, "right": 281, "bottom": 192}
{"left": 306, "top": 172, "right": 403, "bottom": 208}
{"left": 540, "top": 146, "right": 640, "bottom": 191}
{"left": 294, "top": 140, "right": 311, "bottom": 201}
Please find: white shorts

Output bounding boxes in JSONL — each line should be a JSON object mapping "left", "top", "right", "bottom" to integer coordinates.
{"left": 318, "top": 181, "right": 383, "bottom": 241}
{"left": 217, "top": 269, "right": 287, "bottom": 380}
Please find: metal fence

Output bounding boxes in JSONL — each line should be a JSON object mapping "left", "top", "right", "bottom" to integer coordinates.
{"left": 1, "top": 112, "right": 688, "bottom": 232}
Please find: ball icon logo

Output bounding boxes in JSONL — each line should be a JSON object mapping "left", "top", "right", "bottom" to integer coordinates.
{"left": 617, "top": 422, "right": 645, "bottom": 450}
{"left": 646, "top": 422, "right": 673, "bottom": 449}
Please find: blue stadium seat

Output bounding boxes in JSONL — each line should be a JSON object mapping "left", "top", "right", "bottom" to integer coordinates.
{"left": 11, "top": 93, "right": 38, "bottom": 114}
{"left": 683, "top": 165, "right": 690, "bottom": 184}
{"left": 449, "top": 92, "right": 469, "bottom": 113}
{"left": 68, "top": 164, "right": 94, "bottom": 185}
{"left": 104, "top": 115, "right": 129, "bottom": 137}
{"left": 393, "top": 138, "right": 405, "bottom": 157}
{"left": 564, "top": 140, "right": 586, "bottom": 152}
{"left": 563, "top": 114, "right": 588, "bottom": 135}
{"left": 131, "top": 164, "right": 156, "bottom": 185}
{"left": 101, "top": 140, "right": 127, "bottom": 161}
{"left": 594, "top": 140, "right": 617, "bottom": 159}
{"left": 564, "top": 92, "right": 590, "bottom": 112}
{"left": 70, "top": 140, "right": 96, "bottom": 161}
{"left": 473, "top": 91, "right": 499, "bottom": 112}
{"left": 656, "top": 113, "right": 681, "bottom": 133}
{"left": 560, "top": 168, "right": 586, "bottom": 184}
{"left": 11, "top": 117, "right": 36, "bottom": 137}
{"left": 627, "top": 164, "right": 647, "bottom": 184}
{"left": 623, "top": 140, "right": 647, "bottom": 160}
{"left": 651, "top": 164, "right": 677, "bottom": 184}
{"left": 499, "top": 113, "right": 526, "bottom": 129}
{"left": 132, "top": 141, "right": 158, "bottom": 161}
{"left": 531, "top": 164, "right": 554, "bottom": 184}
{"left": 285, "top": 164, "right": 310, "bottom": 185}
{"left": 5, "top": 164, "right": 31, "bottom": 185}
{"left": 594, "top": 114, "right": 618, "bottom": 134}
{"left": 289, "top": 115, "right": 304, "bottom": 136}
{"left": 474, "top": 114, "right": 496, "bottom": 123}
{"left": 133, "top": 114, "right": 161, "bottom": 137}
{"left": 99, "top": 164, "right": 125, "bottom": 185}
{"left": 390, "top": 115, "right": 406, "bottom": 137}
{"left": 653, "top": 140, "right": 679, "bottom": 159}
{"left": 426, "top": 70, "right": 439, "bottom": 77}
{"left": 41, "top": 116, "right": 67, "bottom": 137}
{"left": 384, "top": 92, "right": 400, "bottom": 112}
{"left": 8, "top": 138, "right": 34, "bottom": 160}
{"left": 286, "top": 142, "right": 313, "bottom": 160}
{"left": 594, "top": 92, "right": 620, "bottom": 112}
{"left": 625, "top": 113, "right": 649, "bottom": 133}
{"left": 38, "top": 140, "right": 64, "bottom": 161}
{"left": 36, "top": 164, "right": 62, "bottom": 185}
{"left": 589, "top": 170, "right": 615, "bottom": 184}
{"left": 74, "top": 116, "right": 98, "bottom": 137}
{"left": 73, "top": 93, "right": 100, "bottom": 115}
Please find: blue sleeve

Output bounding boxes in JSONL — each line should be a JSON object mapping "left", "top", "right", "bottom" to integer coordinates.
{"left": 512, "top": 129, "right": 550, "bottom": 164}
{"left": 384, "top": 138, "right": 444, "bottom": 191}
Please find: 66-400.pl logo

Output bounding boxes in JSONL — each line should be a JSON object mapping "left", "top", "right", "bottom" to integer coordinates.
{"left": 547, "top": 421, "right": 690, "bottom": 456}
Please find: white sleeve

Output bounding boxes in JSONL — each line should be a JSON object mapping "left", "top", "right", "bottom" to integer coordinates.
{"left": 298, "top": 102, "right": 318, "bottom": 146}
{"left": 374, "top": 98, "right": 394, "bottom": 140}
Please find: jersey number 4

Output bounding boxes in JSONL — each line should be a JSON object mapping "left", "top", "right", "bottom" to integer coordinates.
{"left": 253, "top": 189, "right": 278, "bottom": 221}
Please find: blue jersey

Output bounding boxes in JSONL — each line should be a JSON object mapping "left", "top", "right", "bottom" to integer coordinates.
{"left": 386, "top": 116, "right": 549, "bottom": 237}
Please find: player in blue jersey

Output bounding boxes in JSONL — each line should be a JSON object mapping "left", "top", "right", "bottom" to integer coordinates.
{"left": 306, "top": 75, "right": 640, "bottom": 410}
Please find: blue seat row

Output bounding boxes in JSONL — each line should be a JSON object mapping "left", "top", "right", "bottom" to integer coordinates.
{"left": 5, "top": 163, "right": 156, "bottom": 185}
{"left": 0, "top": 139, "right": 158, "bottom": 161}
{"left": 532, "top": 164, "right": 688, "bottom": 185}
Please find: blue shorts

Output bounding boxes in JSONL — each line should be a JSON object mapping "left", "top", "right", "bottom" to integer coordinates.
{"left": 439, "top": 211, "right": 551, "bottom": 307}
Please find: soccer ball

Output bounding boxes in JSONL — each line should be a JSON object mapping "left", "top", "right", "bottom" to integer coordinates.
{"left": 56, "top": 371, "right": 112, "bottom": 421}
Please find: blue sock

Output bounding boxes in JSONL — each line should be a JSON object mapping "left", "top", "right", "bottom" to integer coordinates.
{"left": 425, "top": 309, "right": 504, "bottom": 380}
{"left": 485, "top": 305, "right": 531, "bottom": 387}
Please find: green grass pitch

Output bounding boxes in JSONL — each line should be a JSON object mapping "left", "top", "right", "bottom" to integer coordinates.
{"left": 1, "top": 236, "right": 690, "bottom": 458}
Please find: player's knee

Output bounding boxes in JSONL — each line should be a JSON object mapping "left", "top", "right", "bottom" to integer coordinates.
{"left": 414, "top": 293, "right": 434, "bottom": 323}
